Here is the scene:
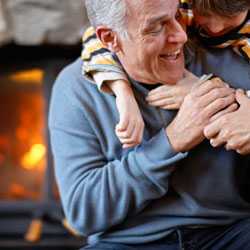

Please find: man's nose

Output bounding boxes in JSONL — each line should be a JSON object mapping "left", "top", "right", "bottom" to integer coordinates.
{"left": 167, "top": 20, "right": 188, "bottom": 44}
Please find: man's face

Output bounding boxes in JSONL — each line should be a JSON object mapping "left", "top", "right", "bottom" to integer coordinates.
{"left": 117, "top": 0, "right": 187, "bottom": 85}
{"left": 193, "top": 10, "right": 248, "bottom": 37}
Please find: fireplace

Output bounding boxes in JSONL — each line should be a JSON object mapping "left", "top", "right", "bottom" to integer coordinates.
{"left": 0, "top": 44, "right": 84, "bottom": 249}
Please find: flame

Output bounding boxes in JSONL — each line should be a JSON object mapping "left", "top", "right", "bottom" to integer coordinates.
{"left": 9, "top": 69, "right": 44, "bottom": 85}
{"left": 21, "top": 144, "right": 46, "bottom": 170}
{"left": 9, "top": 183, "right": 37, "bottom": 199}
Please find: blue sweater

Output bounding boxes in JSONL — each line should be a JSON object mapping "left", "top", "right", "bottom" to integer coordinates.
{"left": 49, "top": 42, "right": 250, "bottom": 245}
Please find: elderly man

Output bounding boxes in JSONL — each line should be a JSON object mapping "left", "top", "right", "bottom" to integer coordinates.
{"left": 49, "top": 0, "right": 250, "bottom": 249}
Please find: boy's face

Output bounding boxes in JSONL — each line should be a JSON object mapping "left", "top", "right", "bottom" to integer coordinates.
{"left": 193, "top": 10, "right": 248, "bottom": 37}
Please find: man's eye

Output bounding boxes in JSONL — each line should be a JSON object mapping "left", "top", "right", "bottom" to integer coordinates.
{"left": 150, "top": 25, "right": 164, "bottom": 34}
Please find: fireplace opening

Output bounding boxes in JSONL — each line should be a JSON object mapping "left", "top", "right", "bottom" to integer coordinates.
{"left": 0, "top": 44, "right": 83, "bottom": 249}
{"left": 0, "top": 68, "right": 47, "bottom": 201}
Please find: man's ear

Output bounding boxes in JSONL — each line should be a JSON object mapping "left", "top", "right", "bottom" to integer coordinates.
{"left": 96, "top": 26, "right": 121, "bottom": 53}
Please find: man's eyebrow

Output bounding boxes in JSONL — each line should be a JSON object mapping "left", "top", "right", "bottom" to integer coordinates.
{"left": 145, "top": 14, "right": 170, "bottom": 27}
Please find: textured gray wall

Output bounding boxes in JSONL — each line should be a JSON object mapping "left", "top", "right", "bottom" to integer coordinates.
{"left": 0, "top": 0, "right": 90, "bottom": 45}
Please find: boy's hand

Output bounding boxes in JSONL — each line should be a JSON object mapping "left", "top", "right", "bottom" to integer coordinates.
{"left": 108, "top": 79, "right": 144, "bottom": 149}
{"left": 146, "top": 70, "right": 198, "bottom": 110}
{"left": 115, "top": 94, "right": 144, "bottom": 148}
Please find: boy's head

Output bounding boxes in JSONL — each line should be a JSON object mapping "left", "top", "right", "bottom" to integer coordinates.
{"left": 192, "top": 0, "right": 250, "bottom": 36}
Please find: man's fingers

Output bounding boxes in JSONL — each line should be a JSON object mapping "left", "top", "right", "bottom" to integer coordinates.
{"left": 209, "top": 128, "right": 232, "bottom": 148}
{"left": 235, "top": 89, "right": 249, "bottom": 106}
{"left": 209, "top": 103, "right": 238, "bottom": 123}
{"left": 236, "top": 144, "right": 250, "bottom": 155}
{"left": 200, "top": 93, "right": 234, "bottom": 139}
{"left": 194, "top": 78, "right": 227, "bottom": 97}
{"left": 225, "top": 137, "right": 246, "bottom": 151}
{"left": 199, "top": 88, "right": 235, "bottom": 108}
{"left": 204, "top": 119, "right": 222, "bottom": 139}
{"left": 203, "top": 94, "right": 236, "bottom": 119}
{"left": 210, "top": 136, "right": 225, "bottom": 148}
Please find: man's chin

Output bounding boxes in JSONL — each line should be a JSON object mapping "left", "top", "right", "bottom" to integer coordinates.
{"left": 159, "top": 57, "right": 185, "bottom": 84}
{"left": 161, "top": 69, "right": 184, "bottom": 84}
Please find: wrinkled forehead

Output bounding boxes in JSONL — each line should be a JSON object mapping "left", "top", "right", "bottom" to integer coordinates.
{"left": 127, "top": 0, "right": 179, "bottom": 24}
{"left": 128, "top": 0, "right": 179, "bottom": 15}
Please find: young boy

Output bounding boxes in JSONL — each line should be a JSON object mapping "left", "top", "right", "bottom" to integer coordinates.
{"left": 82, "top": 0, "right": 250, "bottom": 148}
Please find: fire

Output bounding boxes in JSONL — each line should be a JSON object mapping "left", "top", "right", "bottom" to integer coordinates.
{"left": 9, "top": 69, "right": 44, "bottom": 85}
{"left": 21, "top": 144, "right": 46, "bottom": 170}
{"left": 10, "top": 183, "right": 37, "bottom": 200}
{"left": 0, "top": 66, "right": 48, "bottom": 200}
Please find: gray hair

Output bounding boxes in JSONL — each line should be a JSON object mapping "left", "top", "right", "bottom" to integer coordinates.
{"left": 84, "top": 0, "right": 129, "bottom": 39}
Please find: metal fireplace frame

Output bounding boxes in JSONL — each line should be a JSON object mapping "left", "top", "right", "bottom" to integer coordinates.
{"left": 0, "top": 44, "right": 84, "bottom": 249}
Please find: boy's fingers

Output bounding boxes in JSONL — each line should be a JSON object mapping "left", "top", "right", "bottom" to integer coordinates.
{"left": 116, "top": 120, "right": 135, "bottom": 138}
{"left": 118, "top": 121, "right": 144, "bottom": 147}
{"left": 116, "top": 116, "right": 129, "bottom": 131}
{"left": 146, "top": 92, "right": 172, "bottom": 102}
{"left": 147, "top": 85, "right": 171, "bottom": 95}
{"left": 119, "top": 124, "right": 142, "bottom": 145}
{"left": 119, "top": 137, "right": 137, "bottom": 145}
{"left": 161, "top": 103, "right": 180, "bottom": 110}
{"left": 122, "top": 143, "right": 137, "bottom": 149}
{"left": 148, "top": 98, "right": 174, "bottom": 107}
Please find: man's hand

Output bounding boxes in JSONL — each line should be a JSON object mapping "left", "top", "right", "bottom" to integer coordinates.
{"left": 204, "top": 89, "right": 250, "bottom": 155}
{"left": 146, "top": 70, "right": 198, "bottom": 110}
{"left": 166, "top": 78, "right": 235, "bottom": 152}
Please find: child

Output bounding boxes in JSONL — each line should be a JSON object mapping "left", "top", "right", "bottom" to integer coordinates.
{"left": 82, "top": 0, "right": 250, "bottom": 148}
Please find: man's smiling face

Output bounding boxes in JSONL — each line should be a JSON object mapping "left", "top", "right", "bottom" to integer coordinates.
{"left": 118, "top": 0, "right": 187, "bottom": 85}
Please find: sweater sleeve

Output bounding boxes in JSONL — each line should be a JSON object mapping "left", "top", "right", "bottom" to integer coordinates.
{"left": 81, "top": 26, "right": 128, "bottom": 92}
{"left": 49, "top": 78, "right": 187, "bottom": 236}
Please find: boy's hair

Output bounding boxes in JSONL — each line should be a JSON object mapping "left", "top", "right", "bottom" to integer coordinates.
{"left": 193, "top": 0, "right": 250, "bottom": 17}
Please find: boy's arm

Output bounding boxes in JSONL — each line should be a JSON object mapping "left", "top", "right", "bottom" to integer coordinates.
{"left": 81, "top": 26, "right": 128, "bottom": 93}
{"left": 82, "top": 27, "right": 144, "bottom": 148}
{"left": 146, "top": 70, "right": 198, "bottom": 110}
